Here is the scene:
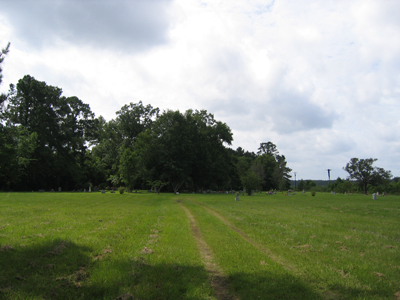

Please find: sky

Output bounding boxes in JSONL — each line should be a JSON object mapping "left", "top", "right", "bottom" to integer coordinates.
{"left": 0, "top": 0, "right": 399, "bottom": 180}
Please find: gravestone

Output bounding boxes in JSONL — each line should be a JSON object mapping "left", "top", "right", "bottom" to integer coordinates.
{"left": 89, "top": 186, "right": 91, "bottom": 192}
{"left": 235, "top": 193, "right": 240, "bottom": 201}
{"left": 372, "top": 193, "right": 377, "bottom": 200}
{"left": 101, "top": 190, "right": 105, "bottom": 194}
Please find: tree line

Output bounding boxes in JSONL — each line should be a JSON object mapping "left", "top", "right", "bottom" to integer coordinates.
{"left": 293, "top": 157, "right": 396, "bottom": 194}
{"left": 0, "top": 73, "right": 292, "bottom": 192}
{"left": 1, "top": 44, "right": 395, "bottom": 194}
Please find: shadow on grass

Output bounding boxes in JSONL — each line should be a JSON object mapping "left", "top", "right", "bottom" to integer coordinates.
{"left": 1, "top": 241, "right": 390, "bottom": 299}
{"left": 323, "top": 283, "right": 395, "bottom": 300}
{"left": 0, "top": 239, "right": 93, "bottom": 299}
{"left": 227, "top": 271, "right": 323, "bottom": 300}
{"left": 0, "top": 240, "right": 212, "bottom": 299}
{"left": 228, "top": 272, "right": 394, "bottom": 300}
{"left": 228, "top": 271, "right": 395, "bottom": 300}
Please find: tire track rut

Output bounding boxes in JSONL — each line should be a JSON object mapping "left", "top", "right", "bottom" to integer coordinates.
{"left": 179, "top": 201, "right": 238, "bottom": 300}
{"left": 194, "top": 201, "right": 298, "bottom": 273}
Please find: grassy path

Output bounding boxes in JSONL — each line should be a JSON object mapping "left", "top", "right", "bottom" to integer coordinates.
{"left": 179, "top": 201, "right": 237, "bottom": 300}
{"left": 0, "top": 193, "right": 214, "bottom": 299}
{"left": 181, "top": 197, "right": 321, "bottom": 300}
{"left": 1, "top": 192, "right": 399, "bottom": 299}
{"left": 194, "top": 199, "right": 297, "bottom": 272}
{"left": 180, "top": 193, "right": 400, "bottom": 300}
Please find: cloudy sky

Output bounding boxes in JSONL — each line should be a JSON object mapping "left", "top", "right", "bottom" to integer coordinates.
{"left": 1, "top": 0, "right": 399, "bottom": 180}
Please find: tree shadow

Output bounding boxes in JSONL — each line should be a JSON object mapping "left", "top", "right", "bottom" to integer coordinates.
{"left": 227, "top": 271, "right": 323, "bottom": 300}
{"left": 227, "top": 271, "right": 395, "bottom": 300}
{"left": 0, "top": 239, "right": 93, "bottom": 299}
{"left": 1, "top": 241, "right": 391, "bottom": 299}
{"left": 0, "top": 240, "right": 212, "bottom": 299}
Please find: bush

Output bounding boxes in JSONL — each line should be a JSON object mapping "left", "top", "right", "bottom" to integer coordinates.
{"left": 118, "top": 186, "right": 125, "bottom": 194}
{"left": 309, "top": 186, "right": 327, "bottom": 193}
{"left": 311, "top": 191, "right": 316, "bottom": 197}
{"left": 241, "top": 171, "right": 262, "bottom": 196}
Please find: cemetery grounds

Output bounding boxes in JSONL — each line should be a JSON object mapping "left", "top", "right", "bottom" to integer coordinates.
{"left": 0, "top": 192, "right": 399, "bottom": 300}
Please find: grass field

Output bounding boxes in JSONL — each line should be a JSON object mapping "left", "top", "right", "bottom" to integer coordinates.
{"left": 0, "top": 192, "right": 399, "bottom": 300}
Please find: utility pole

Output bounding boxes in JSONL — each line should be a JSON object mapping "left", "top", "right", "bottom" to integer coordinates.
{"left": 327, "top": 169, "right": 331, "bottom": 185}
{"left": 294, "top": 172, "right": 297, "bottom": 190}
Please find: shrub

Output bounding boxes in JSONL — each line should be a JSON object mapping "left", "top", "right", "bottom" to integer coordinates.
{"left": 311, "top": 191, "right": 316, "bottom": 197}
{"left": 118, "top": 186, "right": 125, "bottom": 194}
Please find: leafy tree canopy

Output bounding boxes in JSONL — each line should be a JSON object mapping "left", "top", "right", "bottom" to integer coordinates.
{"left": 343, "top": 158, "right": 392, "bottom": 194}
{"left": 0, "top": 42, "right": 10, "bottom": 87}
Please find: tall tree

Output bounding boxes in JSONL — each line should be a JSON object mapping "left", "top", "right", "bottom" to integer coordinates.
{"left": 257, "top": 141, "right": 279, "bottom": 157}
{"left": 0, "top": 42, "right": 10, "bottom": 87}
{"left": 116, "top": 101, "right": 159, "bottom": 146}
{"left": 274, "top": 154, "right": 292, "bottom": 190}
{"left": 241, "top": 171, "right": 262, "bottom": 195}
{"left": 0, "top": 51, "right": 40, "bottom": 190}
{"left": 0, "top": 124, "right": 37, "bottom": 189}
{"left": 134, "top": 109, "right": 234, "bottom": 192}
{"left": 250, "top": 142, "right": 292, "bottom": 191}
{"left": 91, "top": 102, "right": 159, "bottom": 189}
{"left": 254, "top": 153, "right": 276, "bottom": 190}
{"left": 343, "top": 158, "right": 392, "bottom": 194}
{"left": 5, "top": 75, "right": 95, "bottom": 190}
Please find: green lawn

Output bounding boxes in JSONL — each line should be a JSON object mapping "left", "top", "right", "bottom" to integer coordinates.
{"left": 0, "top": 192, "right": 399, "bottom": 299}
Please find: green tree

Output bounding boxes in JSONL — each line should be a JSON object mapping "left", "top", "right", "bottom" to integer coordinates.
{"left": 241, "top": 171, "right": 262, "bottom": 195}
{"left": 134, "top": 109, "right": 234, "bottom": 192}
{"left": 90, "top": 118, "right": 122, "bottom": 186}
{"left": 5, "top": 75, "right": 95, "bottom": 190}
{"left": 251, "top": 142, "right": 292, "bottom": 191}
{"left": 119, "top": 147, "right": 139, "bottom": 189}
{"left": 343, "top": 158, "right": 392, "bottom": 194}
{"left": 147, "top": 180, "right": 168, "bottom": 194}
{"left": 116, "top": 101, "right": 159, "bottom": 146}
{"left": 257, "top": 141, "right": 279, "bottom": 157}
{"left": 254, "top": 152, "right": 276, "bottom": 190}
{"left": 146, "top": 110, "right": 194, "bottom": 193}
{"left": 0, "top": 125, "right": 37, "bottom": 189}
{"left": 274, "top": 154, "right": 292, "bottom": 190}
{"left": 297, "top": 179, "right": 316, "bottom": 191}
{"left": 236, "top": 156, "right": 253, "bottom": 178}
{"left": 0, "top": 52, "right": 40, "bottom": 190}
{"left": 0, "top": 42, "right": 10, "bottom": 86}
{"left": 91, "top": 102, "right": 159, "bottom": 189}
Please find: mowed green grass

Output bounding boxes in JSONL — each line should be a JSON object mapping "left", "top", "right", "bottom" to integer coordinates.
{"left": 0, "top": 192, "right": 399, "bottom": 299}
